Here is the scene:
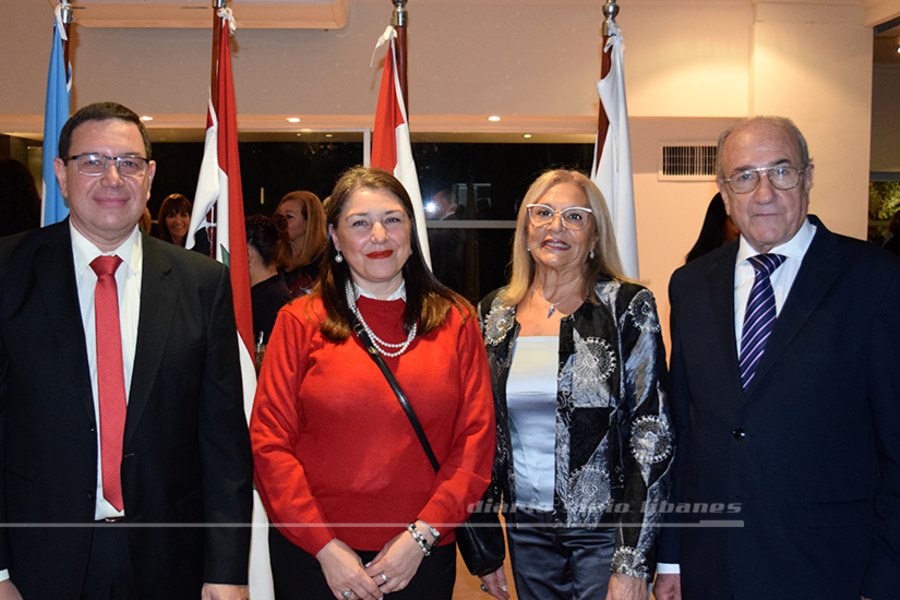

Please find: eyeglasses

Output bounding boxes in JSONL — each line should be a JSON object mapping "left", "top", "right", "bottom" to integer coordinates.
{"left": 64, "top": 153, "right": 150, "bottom": 178}
{"left": 723, "top": 165, "right": 805, "bottom": 194}
{"left": 526, "top": 204, "right": 593, "bottom": 231}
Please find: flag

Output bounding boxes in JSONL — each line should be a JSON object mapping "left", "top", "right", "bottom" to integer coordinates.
{"left": 591, "top": 20, "right": 639, "bottom": 279}
{"left": 371, "top": 26, "right": 431, "bottom": 267}
{"left": 41, "top": 5, "right": 72, "bottom": 226}
{"left": 185, "top": 9, "right": 274, "bottom": 598}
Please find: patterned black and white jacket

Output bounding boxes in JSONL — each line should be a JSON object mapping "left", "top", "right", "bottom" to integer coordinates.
{"left": 477, "top": 278, "right": 674, "bottom": 580}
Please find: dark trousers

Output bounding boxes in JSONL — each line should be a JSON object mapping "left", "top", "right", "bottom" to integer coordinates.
{"left": 81, "top": 521, "right": 136, "bottom": 600}
{"left": 506, "top": 507, "right": 616, "bottom": 600}
{"left": 268, "top": 525, "right": 456, "bottom": 600}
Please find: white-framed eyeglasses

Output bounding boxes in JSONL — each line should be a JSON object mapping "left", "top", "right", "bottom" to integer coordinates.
{"left": 65, "top": 153, "right": 150, "bottom": 178}
{"left": 526, "top": 204, "right": 593, "bottom": 231}
{"left": 723, "top": 165, "right": 805, "bottom": 194}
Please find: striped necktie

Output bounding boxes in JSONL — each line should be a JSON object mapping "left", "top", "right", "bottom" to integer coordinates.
{"left": 739, "top": 253, "right": 786, "bottom": 390}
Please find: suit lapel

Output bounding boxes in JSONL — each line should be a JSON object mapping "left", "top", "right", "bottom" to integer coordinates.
{"left": 33, "top": 223, "right": 96, "bottom": 422}
{"left": 745, "top": 218, "right": 841, "bottom": 395}
{"left": 706, "top": 243, "right": 745, "bottom": 392}
{"left": 125, "top": 235, "right": 178, "bottom": 447}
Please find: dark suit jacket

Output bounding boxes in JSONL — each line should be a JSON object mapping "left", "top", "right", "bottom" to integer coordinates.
{"left": 658, "top": 216, "right": 900, "bottom": 600}
{"left": 0, "top": 222, "right": 253, "bottom": 599}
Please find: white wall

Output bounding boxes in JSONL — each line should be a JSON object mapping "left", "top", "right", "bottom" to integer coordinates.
{"left": 0, "top": 0, "right": 879, "bottom": 339}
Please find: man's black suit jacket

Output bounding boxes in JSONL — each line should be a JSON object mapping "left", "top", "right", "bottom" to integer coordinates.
{"left": 0, "top": 222, "right": 253, "bottom": 599}
{"left": 658, "top": 216, "right": 900, "bottom": 600}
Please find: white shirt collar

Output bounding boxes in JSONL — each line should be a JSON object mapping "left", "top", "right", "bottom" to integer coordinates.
{"left": 353, "top": 280, "right": 407, "bottom": 301}
{"left": 70, "top": 221, "right": 143, "bottom": 276}
{"left": 736, "top": 217, "right": 816, "bottom": 265}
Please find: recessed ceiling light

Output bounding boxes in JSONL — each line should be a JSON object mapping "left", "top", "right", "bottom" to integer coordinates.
{"left": 325, "top": 134, "right": 333, "bottom": 138}
{"left": 140, "top": 115, "right": 153, "bottom": 121}
{"left": 286, "top": 117, "right": 301, "bottom": 123}
{"left": 523, "top": 134, "right": 532, "bottom": 139}
{"left": 488, "top": 115, "right": 501, "bottom": 122}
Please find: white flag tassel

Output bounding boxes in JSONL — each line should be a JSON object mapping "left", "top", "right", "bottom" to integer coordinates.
{"left": 591, "top": 21, "right": 639, "bottom": 280}
{"left": 54, "top": 1, "right": 72, "bottom": 41}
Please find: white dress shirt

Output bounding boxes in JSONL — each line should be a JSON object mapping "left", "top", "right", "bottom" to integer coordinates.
{"left": 657, "top": 218, "right": 816, "bottom": 577}
{"left": 734, "top": 218, "right": 816, "bottom": 349}
{"left": 71, "top": 223, "right": 143, "bottom": 520}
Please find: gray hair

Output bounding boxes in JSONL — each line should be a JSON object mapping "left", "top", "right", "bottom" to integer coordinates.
{"left": 716, "top": 116, "right": 811, "bottom": 179}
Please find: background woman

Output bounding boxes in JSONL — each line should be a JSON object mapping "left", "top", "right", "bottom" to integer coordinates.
{"left": 251, "top": 167, "right": 496, "bottom": 600}
{"left": 246, "top": 213, "right": 292, "bottom": 367}
{"left": 684, "top": 192, "right": 740, "bottom": 262}
{"left": 156, "top": 193, "right": 192, "bottom": 247}
{"left": 276, "top": 190, "right": 327, "bottom": 297}
{"left": 476, "top": 169, "right": 672, "bottom": 600}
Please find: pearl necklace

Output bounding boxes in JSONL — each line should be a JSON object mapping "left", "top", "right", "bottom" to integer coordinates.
{"left": 532, "top": 287, "right": 563, "bottom": 319}
{"left": 345, "top": 280, "right": 417, "bottom": 357}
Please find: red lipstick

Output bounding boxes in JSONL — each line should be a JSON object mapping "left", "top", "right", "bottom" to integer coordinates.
{"left": 366, "top": 250, "right": 393, "bottom": 259}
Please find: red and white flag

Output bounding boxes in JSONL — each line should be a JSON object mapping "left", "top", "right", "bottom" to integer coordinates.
{"left": 185, "top": 8, "right": 273, "bottom": 598}
{"left": 591, "top": 21, "right": 639, "bottom": 279}
{"left": 371, "top": 26, "right": 431, "bottom": 267}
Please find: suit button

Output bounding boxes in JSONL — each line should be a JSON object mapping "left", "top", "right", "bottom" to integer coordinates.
{"left": 87, "top": 492, "right": 95, "bottom": 502}
{"left": 733, "top": 428, "right": 746, "bottom": 439}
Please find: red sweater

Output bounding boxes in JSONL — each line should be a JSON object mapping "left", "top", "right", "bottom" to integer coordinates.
{"left": 250, "top": 294, "right": 496, "bottom": 555}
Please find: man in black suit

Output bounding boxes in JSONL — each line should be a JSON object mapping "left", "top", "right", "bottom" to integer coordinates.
{"left": 0, "top": 102, "right": 252, "bottom": 599}
{"left": 654, "top": 116, "right": 900, "bottom": 600}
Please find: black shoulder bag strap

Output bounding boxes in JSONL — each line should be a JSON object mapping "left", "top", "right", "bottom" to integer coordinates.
{"left": 350, "top": 317, "right": 441, "bottom": 473}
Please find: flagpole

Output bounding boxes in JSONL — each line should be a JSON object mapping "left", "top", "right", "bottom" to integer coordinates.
{"left": 211, "top": 0, "right": 226, "bottom": 114}
{"left": 594, "top": 0, "right": 618, "bottom": 174}
{"left": 392, "top": 0, "right": 409, "bottom": 109}
{"left": 203, "top": 0, "right": 227, "bottom": 257}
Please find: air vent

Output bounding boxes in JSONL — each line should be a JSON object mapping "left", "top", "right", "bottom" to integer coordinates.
{"left": 659, "top": 144, "right": 717, "bottom": 181}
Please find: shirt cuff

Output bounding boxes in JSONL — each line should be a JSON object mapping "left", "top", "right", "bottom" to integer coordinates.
{"left": 655, "top": 563, "right": 681, "bottom": 574}
{"left": 0, "top": 569, "right": 9, "bottom": 582}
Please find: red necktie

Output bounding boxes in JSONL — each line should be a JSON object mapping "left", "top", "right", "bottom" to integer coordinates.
{"left": 90, "top": 255, "right": 126, "bottom": 512}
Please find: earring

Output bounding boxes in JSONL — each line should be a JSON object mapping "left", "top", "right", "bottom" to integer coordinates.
{"left": 526, "top": 241, "right": 531, "bottom": 252}
{"left": 589, "top": 249, "right": 595, "bottom": 260}
{"left": 335, "top": 251, "right": 344, "bottom": 263}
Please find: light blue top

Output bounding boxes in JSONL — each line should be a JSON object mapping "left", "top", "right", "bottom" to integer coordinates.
{"left": 507, "top": 336, "right": 558, "bottom": 511}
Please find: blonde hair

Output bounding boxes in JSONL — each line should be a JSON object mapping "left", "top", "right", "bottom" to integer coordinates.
{"left": 278, "top": 191, "right": 327, "bottom": 268}
{"left": 499, "top": 169, "right": 625, "bottom": 307}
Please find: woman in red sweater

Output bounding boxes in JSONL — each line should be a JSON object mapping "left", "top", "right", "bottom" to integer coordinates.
{"left": 250, "top": 167, "right": 496, "bottom": 600}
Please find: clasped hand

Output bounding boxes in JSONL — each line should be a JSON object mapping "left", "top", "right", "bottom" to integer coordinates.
{"left": 317, "top": 528, "right": 427, "bottom": 600}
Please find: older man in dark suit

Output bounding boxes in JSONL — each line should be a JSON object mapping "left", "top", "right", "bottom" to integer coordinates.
{"left": 0, "top": 102, "right": 252, "bottom": 600}
{"left": 654, "top": 116, "right": 900, "bottom": 600}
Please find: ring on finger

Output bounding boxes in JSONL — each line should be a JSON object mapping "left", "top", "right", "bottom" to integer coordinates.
{"left": 379, "top": 572, "right": 389, "bottom": 585}
{"left": 341, "top": 592, "right": 352, "bottom": 599}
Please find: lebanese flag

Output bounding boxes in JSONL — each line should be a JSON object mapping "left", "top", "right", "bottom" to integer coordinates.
{"left": 591, "top": 20, "right": 639, "bottom": 279}
{"left": 371, "top": 26, "right": 431, "bottom": 267}
{"left": 186, "top": 10, "right": 274, "bottom": 598}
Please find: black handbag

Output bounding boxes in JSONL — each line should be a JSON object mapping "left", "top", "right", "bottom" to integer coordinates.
{"left": 351, "top": 317, "right": 506, "bottom": 577}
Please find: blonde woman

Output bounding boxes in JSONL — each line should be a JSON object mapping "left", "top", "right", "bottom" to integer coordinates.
{"left": 276, "top": 190, "right": 327, "bottom": 297}
{"left": 476, "top": 169, "right": 672, "bottom": 600}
